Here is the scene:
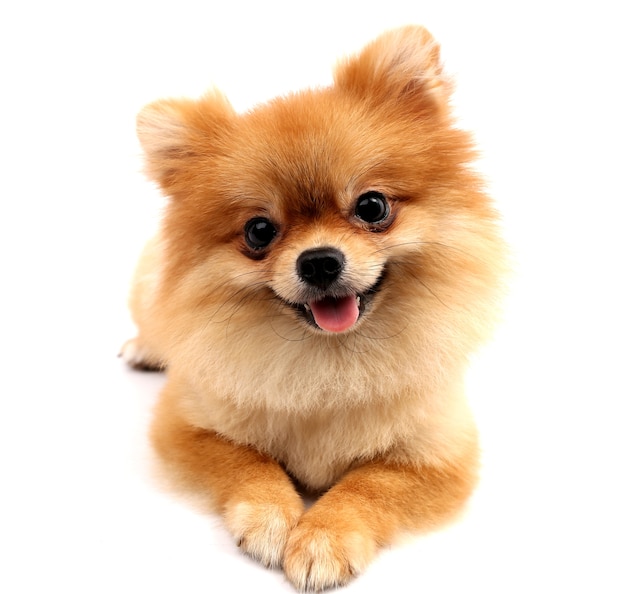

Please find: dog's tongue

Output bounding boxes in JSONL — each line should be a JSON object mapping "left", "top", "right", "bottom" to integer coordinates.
{"left": 309, "top": 295, "right": 359, "bottom": 332}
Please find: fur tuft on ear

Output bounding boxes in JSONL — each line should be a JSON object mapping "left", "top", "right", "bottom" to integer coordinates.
{"left": 136, "top": 92, "right": 234, "bottom": 192}
{"left": 333, "top": 26, "right": 450, "bottom": 113}
{"left": 137, "top": 100, "right": 191, "bottom": 161}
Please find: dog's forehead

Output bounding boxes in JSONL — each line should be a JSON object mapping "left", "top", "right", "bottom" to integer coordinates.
{"left": 259, "top": 162, "right": 343, "bottom": 221}
{"left": 235, "top": 98, "right": 356, "bottom": 216}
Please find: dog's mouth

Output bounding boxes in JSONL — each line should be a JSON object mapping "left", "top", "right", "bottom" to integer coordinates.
{"left": 283, "top": 271, "right": 386, "bottom": 333}
{"left": 302, "top": 294, "right": 361, "bottom": 333}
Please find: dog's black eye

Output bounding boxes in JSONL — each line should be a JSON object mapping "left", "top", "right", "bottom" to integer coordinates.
{"left": 355, "top": 191, "right": 389, "bottom": 224}
{"left": 244, "top": 217, "right": 277, "bottom": 250}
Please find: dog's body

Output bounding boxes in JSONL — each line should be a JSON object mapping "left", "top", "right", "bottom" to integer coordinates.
{"left": 122, "top": 26, "right": 505, "bottom": 591}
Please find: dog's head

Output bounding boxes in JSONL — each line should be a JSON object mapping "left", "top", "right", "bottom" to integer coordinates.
{"left": 137, "top": 27, "right": 503, "bottom": 342}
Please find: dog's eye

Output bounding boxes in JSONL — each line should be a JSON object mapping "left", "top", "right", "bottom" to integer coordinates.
{"left": 355, "top": 191, "right": 389, "bottom": 224}
{"left": 244, "top": 217, "right": 277, "bottom": 250}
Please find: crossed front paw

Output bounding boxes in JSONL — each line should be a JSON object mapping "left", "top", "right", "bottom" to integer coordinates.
{"left": 224, "top": 498, "right": 304, "bottom": 568}
{"left": 283, "top": 516, "right": 376, "bottom": 592}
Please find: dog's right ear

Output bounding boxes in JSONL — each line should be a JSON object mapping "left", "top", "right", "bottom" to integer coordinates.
{"left": 137, "top": 92, "right": 234, "bottom": 195}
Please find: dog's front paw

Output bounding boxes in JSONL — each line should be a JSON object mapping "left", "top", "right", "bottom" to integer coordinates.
{"left": 283, "top": 515, "right": 376, "bottom": 591}
{"left": 224, "top": 498, "right": 304, "bottom": 568}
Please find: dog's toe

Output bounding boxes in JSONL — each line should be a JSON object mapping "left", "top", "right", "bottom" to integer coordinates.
{"left": 119, "top": 337, "right": 163, "bottom": 371}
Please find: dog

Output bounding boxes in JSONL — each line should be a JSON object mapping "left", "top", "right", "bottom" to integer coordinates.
{"left": 121, "top": 25, "right": 506, "bottom": 591}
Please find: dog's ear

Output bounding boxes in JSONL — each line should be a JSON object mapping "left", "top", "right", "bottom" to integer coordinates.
{"left": 334, "top": 26, "right": 450, "bottom": 115}
{"left": 137, "top": 92, "right": 234, "bottom": 195}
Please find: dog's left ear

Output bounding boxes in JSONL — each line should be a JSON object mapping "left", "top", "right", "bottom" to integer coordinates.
{"left": 334, "top": 26, "right": 450, "bottom": 115}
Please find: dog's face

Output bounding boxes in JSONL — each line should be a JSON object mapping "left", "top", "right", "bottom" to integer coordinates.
{"left": 218, "top": 95, "right": 429, "bottom": 336}
{"left": 138, "top": 28, "right": 502, "bottom": 344}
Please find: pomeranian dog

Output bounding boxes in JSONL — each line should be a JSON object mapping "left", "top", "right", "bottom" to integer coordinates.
{"left": 122, "top": 26, "right": 505, "bottom": 591}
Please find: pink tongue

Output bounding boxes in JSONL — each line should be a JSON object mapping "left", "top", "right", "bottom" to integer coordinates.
{"left": 309, "top": 295, "right": 359, "bottom": 332}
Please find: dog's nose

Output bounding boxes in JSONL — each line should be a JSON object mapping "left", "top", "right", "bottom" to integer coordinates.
{"left": 296, "top": 248, "right": 345, "bottom": 290}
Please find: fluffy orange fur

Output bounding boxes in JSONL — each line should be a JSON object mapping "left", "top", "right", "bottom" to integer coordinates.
{"left": 122, "top": 26, "right": 506, "bottom": 591}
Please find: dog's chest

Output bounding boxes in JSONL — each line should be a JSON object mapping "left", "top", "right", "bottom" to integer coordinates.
{"left": 199, "top": 397, "right": 404, "bottom": 491}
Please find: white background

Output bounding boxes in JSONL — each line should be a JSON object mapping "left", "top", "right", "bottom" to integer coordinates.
{"left": 1, "top": 1, "right": 625, "bottom": 592}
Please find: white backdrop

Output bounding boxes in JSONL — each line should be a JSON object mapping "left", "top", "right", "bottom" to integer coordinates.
{"left": 1, "top": 1, "right": 624, "bottom": 592}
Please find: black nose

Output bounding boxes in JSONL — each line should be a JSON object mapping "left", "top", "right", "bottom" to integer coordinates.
{"left": 296, "top": 248, "right": 345, "bottom": 290}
